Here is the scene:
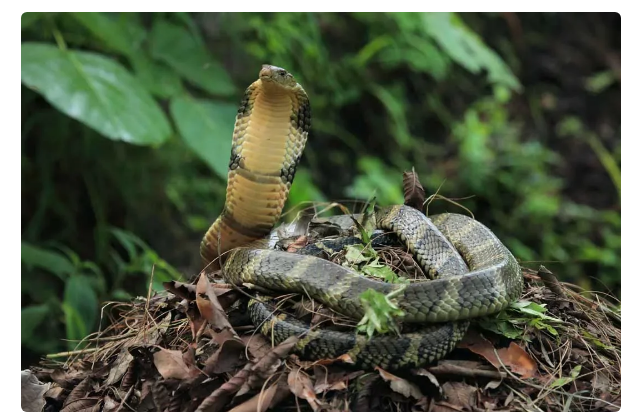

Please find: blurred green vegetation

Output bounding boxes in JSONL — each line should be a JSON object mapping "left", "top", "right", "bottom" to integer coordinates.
{"left": 21, "top": 12, "right": 620, "bottom": 366}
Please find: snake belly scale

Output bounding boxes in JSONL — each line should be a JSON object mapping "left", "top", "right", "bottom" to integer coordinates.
{"left": 201, "top": 65, "right": 523, "bottom": 370}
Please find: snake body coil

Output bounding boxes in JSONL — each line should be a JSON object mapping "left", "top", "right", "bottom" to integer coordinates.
{"left": 201, "top": 66, "right": 523, "bottom": 370}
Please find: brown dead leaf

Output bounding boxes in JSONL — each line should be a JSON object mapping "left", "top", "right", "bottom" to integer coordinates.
{"left": 314, "top": 353, "right": 355, "bottom": 367}
{"left": 163, "top": 281, "right": 196, "bottom": 301}
{"left": 375, "top": 366, "right": 423, "bottom": 400}
{"left": 248, "top": 336, "right": 299, "bottom": 390}
{"left": 60, "top": 397, "right": 100, "bottom": 412}
{"left": 195, "top": 271, "right": 236, "bottom": 344}
{"left": 287, "top": 235, "right": 309, "bottom": 252}
{"left": 43, "top": 385, "right": 66, "bottom": 402}
{"left": 240, "top": 334, "right": 272, "bottom": 361}
{"left": 459, "top": 331, "right": 537, "bottom": 379}
{"left": 229, "top": 377, "right": 291, "bottom": 412}
{"left": 203, "top": 338, "right": 247, "bottom": 375}
{"left": 63, "top": 376, "right": 94, "bottom": 407}
{"left": 411, "top": 368, "right": 442, "bottom": 393}
{"left": 102, "top": 395, "right": 119, "bottom": 412}
{"left": 50, "top": 369, "right": 85, "bottom": 389}
{"left": 403, "top": 169, "right": 426, "bottom": 211}
{"left": 153, "top": 348, "right": 199, "bottom": 380}
{"left": 21, "top": 370, "right": 50, "bottom": 412}
{"left": 288, "top": 369, "right": 321, "bottom": 411}
{"left": 196, "top": 363, "right": 252, "bottom": 411}
{"left": 313, "top": 366, "right": 362, "bottom": 394}
{"left": 431, "top": 381, "right": 477, "bottom": 412}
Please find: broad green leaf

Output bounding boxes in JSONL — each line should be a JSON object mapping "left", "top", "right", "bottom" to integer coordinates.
{"left": 62, "top": 303, "right": 87, "bottom": 345}
{"left": 21, "top": 43, "right": 171, "bottom": 145}
{"left": 170, "top": 96, "right": 237, "bottom": 179}
{"left": 63, "top": 275, "right": 99, "bottom": 341}
{"left": 131, "top": 55, "right": 184, "bottom": 98}
{"left": 363, "top": 263, "right": 401, "bottom": 283}
{"left": 70, "top": 12, "right": 145, "bottom": 56}
{"left": 150, "top": 21, "right": 236, "bottom": 96}
{"left": 423, "top": 13, "right": 521, "bottom": 91}
{"left": 344, "top": 244, "right": 372, "bottom": 264}
{"left": 21, "top": 241, "right": 74, "bottom": 280}
{"left": 21, "top": 304, "right": 51, "bottom": 344}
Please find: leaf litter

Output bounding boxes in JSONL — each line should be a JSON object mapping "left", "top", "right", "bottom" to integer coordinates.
{"left": 24, "top": 172, "right": 620, "bottom": 412}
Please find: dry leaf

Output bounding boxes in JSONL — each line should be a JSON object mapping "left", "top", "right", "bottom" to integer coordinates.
{"left": 196, "top": 363, "right": 252, "bottom": 412}
{"left": 195, "top": 272, "right": 236, "bottom": 344}
{"left": 432, "top": 381, "right": 477, "bottom": 412}
{"left": 403, "top": 169, "right": 426, "bottom": 211}
{"left": 60, "top": 397, "right": 100, "bottom": 412}
{"left": 288, "top": 370, "right": 321, "bottom": 411}
{"left": 287, "top": 235, "right": 309, "bottom": 252}
{"left": 228, "top": 377, "right": 291, "bottom": 412}
{"left": 153, "top": 348, "right": 199, "bottom": 380}
{"left": 63, "top": 376, "right": 94, "bottom": 407}
{"left": 412, "top": 368, "right": 442, "bottom": 393}
{"left": 21, "top": 370, "right": 50, "bottom": 412}
{"left": 203, "top": 338, "right": 247, "bottom": 375}
{"left": 248, "top": 336, "right": 299, "bottom": 390}
{"left": 102, "top": 395, "right": 119, "bottom": 412}
{"left": 313, "top": 366, "right": 361, "bottom": 394}
{"left": 459, "top": 331, "right": 537, "bottom": 379}
{"left": 375, "top": 366, "right": 423, "bottom": 400}
{"left": 240, "top": 334, "right": 272, "bottom": 361}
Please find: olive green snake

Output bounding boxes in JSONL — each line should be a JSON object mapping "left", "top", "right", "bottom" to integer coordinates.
{"left": 200, "top": 65, "right": 523, "bottom": 370}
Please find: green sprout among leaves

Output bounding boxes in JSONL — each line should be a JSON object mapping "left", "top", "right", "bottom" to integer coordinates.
{"left": 357, "top": 285, "right": 407, "bottom": 338}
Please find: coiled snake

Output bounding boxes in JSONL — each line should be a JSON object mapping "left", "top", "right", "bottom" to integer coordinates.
{"left": 200, "top": 65, "right": 523, "bottom": 370}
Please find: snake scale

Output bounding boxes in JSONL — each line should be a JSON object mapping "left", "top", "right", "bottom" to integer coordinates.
{"left": 200, "top": 65, "right": 523, "bottom": 370}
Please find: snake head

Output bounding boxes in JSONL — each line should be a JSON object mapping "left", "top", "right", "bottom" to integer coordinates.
{"left": 259, "top": 64, "right": 298, "bottom": 88}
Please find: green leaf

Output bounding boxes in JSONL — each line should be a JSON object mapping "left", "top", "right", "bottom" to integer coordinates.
{"left": 363, "top": 263, "right": 402, "bottom": 283}
{"left": 585, "top": 71, "right": 616, "bottom": 94}
{"left": 357, "top": 288, "right": 405, "bottom": 337}
{"left": 150, "top": 20, "right": 236, "bottom": 96}
{"left": 170, "top": 96, "right": 237, "bottom": 179}
{"left": 21, "top": 43, "right": 171, "bottom": 145}
{"left": 423, "top": 13, "right": 521, "bottom": 91}
{"left": 62, "top": 303, "right": 87, "bottom": 345}
{"left": 70, "top": 12, "right": 145, "bottom": 56}
{"left": 131, "top": 55, "right": 184, "bottom": 98}
{"left": 21, "top": 304, "right": 51, "bottom": 344}
{"left": 63, "top": 275, "right": 99, "bottom": 341}
{"left": 550, "top": 365, "right": 582, "bottom": 388}
{"left": 21, "top": 241, "right": 74, "bottom": 280}
{"left": 344, "top": 244, "right": 372, "bottom": 264}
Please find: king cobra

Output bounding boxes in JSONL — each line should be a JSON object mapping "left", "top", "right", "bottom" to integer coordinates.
{"left": 201, "top": 65, "right": 523, "bottom": 370}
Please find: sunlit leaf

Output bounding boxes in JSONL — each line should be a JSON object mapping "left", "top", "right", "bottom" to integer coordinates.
{"left": 423, "top": 13, "right": 521, "bottom": 91}
{"left": 21, "top": 43, "right": 172, "bottom": 145}
{"left": 170, "top": 96, "right": 237, "bottom": 179}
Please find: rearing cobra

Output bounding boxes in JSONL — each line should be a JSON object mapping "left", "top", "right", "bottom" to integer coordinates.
{"left": 200, "top": 65, "right": 523, "bottom": 370}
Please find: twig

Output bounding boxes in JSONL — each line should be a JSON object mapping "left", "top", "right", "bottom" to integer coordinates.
{"left": 538, "top": 266, "right": 567, "bottom": 298}
{"left": 428, "top": 363, "right": 506, "bottom": 380}
{"left": 46, "top": 348, "right": 100, "bottom": 359}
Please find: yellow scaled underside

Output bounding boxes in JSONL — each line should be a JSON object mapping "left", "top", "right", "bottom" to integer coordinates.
{"left": 201, "top": 79, "right": 307, "bottom": 269}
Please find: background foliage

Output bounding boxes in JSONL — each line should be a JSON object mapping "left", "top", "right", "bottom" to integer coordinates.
{"left": 21, "top": 12, "right": 620, "bottom": 367}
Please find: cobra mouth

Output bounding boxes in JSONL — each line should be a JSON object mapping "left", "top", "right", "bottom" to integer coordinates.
{"left": 259, "top": 64, "right": 274, "bottom": 79}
